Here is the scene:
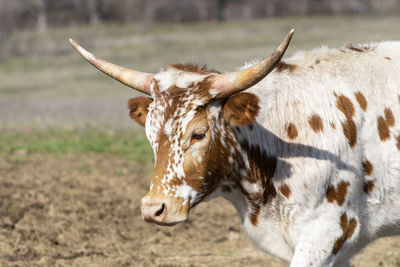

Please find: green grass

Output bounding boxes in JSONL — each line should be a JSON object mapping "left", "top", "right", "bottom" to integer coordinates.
{"left": 0, "top": 128, "right": 153, "bottom": 163}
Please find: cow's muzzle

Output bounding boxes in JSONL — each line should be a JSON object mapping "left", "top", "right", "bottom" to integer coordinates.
{"left": 140, "top": 197, "right": 189, "bottom": 226}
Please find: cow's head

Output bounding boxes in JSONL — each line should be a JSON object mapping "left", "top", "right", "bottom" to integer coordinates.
{"left": 69, "top": 29, "right": 294, "bottom": 225}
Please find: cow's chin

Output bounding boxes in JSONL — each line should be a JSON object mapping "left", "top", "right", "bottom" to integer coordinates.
{"left": 146, "top": 214, "right": 189, "bottom": 226}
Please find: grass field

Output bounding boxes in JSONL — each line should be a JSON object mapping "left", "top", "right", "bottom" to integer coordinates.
{"left": 0, "top": 128, "right": 152, "bottom": 162}
{"left": 1, "top": 15, "right": 400, "bottom": 266}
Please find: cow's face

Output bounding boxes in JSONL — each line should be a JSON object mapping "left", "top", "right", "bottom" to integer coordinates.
{"left": 129, "top": 64, "right": 260, "bottom": 225}
{"left": 69, "top": 29, "right": 293, "bottom": 225}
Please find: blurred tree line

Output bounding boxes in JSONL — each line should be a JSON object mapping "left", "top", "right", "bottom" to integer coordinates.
{"left": 1, "top": 0, "right": 399, "bottom": 31}
{"left": 0, "top": 0, "right": 399, "bottom": 58}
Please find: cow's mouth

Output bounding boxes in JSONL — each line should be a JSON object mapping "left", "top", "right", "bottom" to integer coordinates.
{"left": 151, "top": 218, "right": 186, "bottom": 227}
{"left": 143, "top": 212, "right": 189, "bottom": 226}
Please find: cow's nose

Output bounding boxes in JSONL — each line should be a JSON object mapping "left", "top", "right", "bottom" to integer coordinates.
{"left": 141, "top": 198, "right": 167, "bottom": 223}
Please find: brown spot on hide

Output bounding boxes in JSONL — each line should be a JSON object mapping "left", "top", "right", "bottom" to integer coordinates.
{"left": 128, "top": 97, "right": 153, "bottom": 126}
{"left": 377, "top": 116, "right": 390, "bottom": 141}
{"left": 336, "top": 95, "right": 355, "bottom": 118}
{"left": 348, "top": 219, "right": 357, "bottom": 236}
{"left": 195, "top": 75, "right": 220, "bottom": 101}
{"left": 223, "top": 93, "right": 260, "bottom": 126}
{"left": 336, "top": 95, "right": 357, "bottom": 147}
{"left": 384, "top": 108, "right": 395, "bottom": 127}
{"left": 341, "top": 120, "right": 357, "bottom": 148}
{"left": 275, "top": 61, "right": 297, "bottom": 72}
{"left": 286, "top": 123, "right": 298, "bottom": 140}
{"left": 384, "top": 56, "right": 391, "bottom": 60}
{"left": 332, "top": 213, "right": 358, "bottom": 254}
{"left": 239, "top": 141, "right": 277, "bottom": 226}
{"left": 362, "top": 160, "right": 373, "bottom": 176}
{"left": 308, "top": 114, "right": 323, "bottom": 133}
{"left": 166, "top": 84, "right": 191, "bottom": 97}
{"left": 397, "top": 135, "right": 400, "bottom": 150}
{"left": 330, "top": 122, "right": 336, "bottom": 129}
{"left": 363, "top": 180, "right": 375, "bottom": 194}
{"left": 250, "top": 204, "right": 261, "bottom": 226}
{"left": 347, "top": 44, "right": 375, "bottom": 52}
{"left": 279, "top": 184, "right": 291, "bottom": 199}
{"left": 340, "top": 213, "right": 348, "bottom": 231}
{"left": 315, "top": 59, "right": 321, "bottom": 64}
{"left": 354, "top": 92, "right": 367, "bottom": 111}
{"left": 326, "top": 181, "right": 350, "bottom": 206}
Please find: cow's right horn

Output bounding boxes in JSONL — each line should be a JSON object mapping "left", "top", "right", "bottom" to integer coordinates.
{"left": 69, "top": 39, "right": 153, "bottom": 95}
{"left": 211, "top": 29, "right": 295, "bottom": 98}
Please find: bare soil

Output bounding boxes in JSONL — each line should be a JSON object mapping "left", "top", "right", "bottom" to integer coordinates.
{"left": 0, "top": 154, "right": 399, "bottom": 267}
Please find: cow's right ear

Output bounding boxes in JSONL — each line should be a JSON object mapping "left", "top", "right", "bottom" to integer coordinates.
{"left": 222, "top": 92, "right": 260, "bottom": 126}
{"left": 128, "top": 97, "right": 153, "bottom": 127}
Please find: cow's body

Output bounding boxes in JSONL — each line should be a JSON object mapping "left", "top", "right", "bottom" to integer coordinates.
{"left": 220, "top": 42, "right": 400, "bottom": 265}
{"left": 70, "top": 34, "right": 400, "bottom": 266}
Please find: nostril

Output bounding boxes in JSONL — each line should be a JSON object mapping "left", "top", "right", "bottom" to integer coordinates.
{"left": 155, "top": 203, "right": 165, "bottom": 217}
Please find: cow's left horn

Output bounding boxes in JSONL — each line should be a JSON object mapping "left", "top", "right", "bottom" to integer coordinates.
{"left": 211, "top": 29, "right": 295, "bottom": 98}
{"left": 69, "top": 39, "right": 153, "bottom": 95}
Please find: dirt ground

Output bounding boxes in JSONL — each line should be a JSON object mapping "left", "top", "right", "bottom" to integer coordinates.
{"left": 0, "top": 154, "right": 399, "bottom": 267}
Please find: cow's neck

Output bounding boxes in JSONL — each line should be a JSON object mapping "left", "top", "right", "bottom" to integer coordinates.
{"left": 221, "top": 122, "right": 279, "bottom": 226}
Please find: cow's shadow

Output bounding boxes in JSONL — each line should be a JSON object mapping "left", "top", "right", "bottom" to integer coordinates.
{"left": 236, "top": 121, "right": 360, "bottom": 182}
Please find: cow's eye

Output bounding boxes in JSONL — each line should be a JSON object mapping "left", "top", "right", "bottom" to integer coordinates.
{"left": 192, "top": 132, "right": 205, "bottom": 141}
{"left": 189, "top": 128, "right": 207, "bottom": 147}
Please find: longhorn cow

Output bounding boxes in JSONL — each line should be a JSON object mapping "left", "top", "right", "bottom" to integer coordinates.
{"left": 69, "top": 30, "right": 400, "bottom": 267}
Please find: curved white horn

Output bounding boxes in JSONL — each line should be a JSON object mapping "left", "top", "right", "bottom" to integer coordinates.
{"left": 211, "top": 29, "right": 295, "bottom": 98}
{"left": 69, "top": 39, "right": 153, "bottom": 95}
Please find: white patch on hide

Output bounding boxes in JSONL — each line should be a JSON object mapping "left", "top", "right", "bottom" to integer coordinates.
{"left": 174, "top": 183, "right": 198, "bottom": 205}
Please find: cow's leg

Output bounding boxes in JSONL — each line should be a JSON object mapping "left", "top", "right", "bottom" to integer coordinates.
{"left": 288, "top": 211, "right": 360, "bottom": 267}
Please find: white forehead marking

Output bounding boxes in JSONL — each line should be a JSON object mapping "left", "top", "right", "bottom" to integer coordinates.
{"left": 154, "top": 67, "right": 210, "bottom": 92}
{"left": 180, "top": 110, "right": 196, "bottom": 136}
{"left": 164, "top": 118, "right": 173, "bottom": 136}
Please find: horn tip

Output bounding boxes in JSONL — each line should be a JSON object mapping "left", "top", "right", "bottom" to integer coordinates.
{"left": 69, "top": 38, "right": 77, "bottom": 48}
{"left": 287, "top": 29, "right": 295, "bottom": 39}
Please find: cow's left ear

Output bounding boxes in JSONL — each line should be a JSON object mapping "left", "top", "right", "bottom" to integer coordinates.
{"left": 128, "top": 97, "right": 153, "bottom": 127}
{"left": 222, "top": 92, "right": 260, "bottom": 126}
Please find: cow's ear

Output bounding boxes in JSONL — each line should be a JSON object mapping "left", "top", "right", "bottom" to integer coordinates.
{"left": 223, "top": 93, "right": 260, "bottom": 126}
{"left": 128, "top": 97, "right": 153, "bottom": 127}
